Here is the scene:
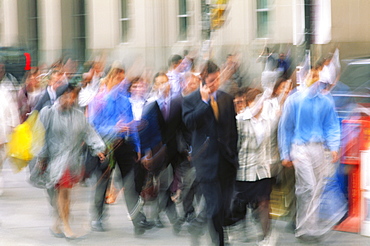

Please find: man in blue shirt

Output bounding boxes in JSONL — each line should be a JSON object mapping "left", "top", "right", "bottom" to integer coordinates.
{"left": 278, "top": 81, "right": 340, "bottom": 242}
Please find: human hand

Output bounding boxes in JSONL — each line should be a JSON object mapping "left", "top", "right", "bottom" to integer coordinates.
{"left": 135, "top": 152, "right": 141, "bottom": 162}
{"left": 200, "top": 81, "right": 210, "bottom": 102}
{"left": 331, "top": 151, "right": 339, "bottom": 163}
{"left": 141, "top": 149, "right": 153, "bottom": 170}
{"left": 282, "top": 159, "right": 293, "bottom": 168}
{"left": 97, "top": 152, "right": 106, "bottom": 162}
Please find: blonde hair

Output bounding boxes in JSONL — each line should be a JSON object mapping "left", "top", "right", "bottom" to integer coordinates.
{"left": 102, "top": 67, "right": 125, "bottom": 91}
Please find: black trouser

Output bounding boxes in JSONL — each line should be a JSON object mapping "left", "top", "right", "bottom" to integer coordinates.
{"left": 92, "top": 140, "right": 146, "bottom": 225}
{"left": 196, "top": 160, "right": 236, "bottom": 246}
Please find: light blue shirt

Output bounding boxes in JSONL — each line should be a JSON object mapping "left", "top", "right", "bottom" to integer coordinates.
{"left": 278, "top": 83, "right": 340, "bottom": 161}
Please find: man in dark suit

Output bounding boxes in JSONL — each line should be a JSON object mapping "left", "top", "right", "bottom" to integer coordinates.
{"left": 182, "top": 61, "right": 238, "bottom": 245}
{"left": 147, "top": 72, "right": 189, "bottom": 231}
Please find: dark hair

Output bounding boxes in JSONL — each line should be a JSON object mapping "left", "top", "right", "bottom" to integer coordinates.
{"left": 63, "top": 83, "right": 81, "bottom": 96}
{"left": 245, "top": 88, "right": 262, "bottom": 105}
{"left": 128, "top": 76, "right": 143, "bottom": 92}
{"left": 233, "top": 87, "right": 250, "bottom": 98}
{"left": 168, "top": 54, "right": 183, "bottom": 67}
{"left": 153, "top": 72, "right": 168, "bottom": 85}
{"left": 200, "top": 60, "right": 220, "bottom": 80}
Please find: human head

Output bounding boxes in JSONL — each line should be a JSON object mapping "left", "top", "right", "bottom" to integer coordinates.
{"left": 233, "top": 89, "right": 248, "bottom": 114}
{"left": 153, "top": 72, "right": 170, "bottom": 97}
{"left": 49, "top": 69, "right": 65, "bottom": 90}
{"left": 201, "top": 60, "right": 220, "bottom": 93}
{"left": 25, "top": 68, "right": 41, "bottom": 91}
{"left": 245, "top": 88, "right": 262, "bottom": 108}
{"left": 129, "top": 77, "right": 148, "bottom": 99}
{"left": 183, "top": 72, "right": 200, "bottom": 96}
{"left": 59, "top": 84, "right": 80, "bottom": 110}
{"left": 104, "top": 66, "right": 125, "bottom": 90}
{"left": 168, "top": 54, "right": 183, "bottom": 70}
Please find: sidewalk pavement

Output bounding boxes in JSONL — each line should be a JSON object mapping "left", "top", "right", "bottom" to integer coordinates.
{"left": 1, "top": 162, "right": 369, "bottom": 246}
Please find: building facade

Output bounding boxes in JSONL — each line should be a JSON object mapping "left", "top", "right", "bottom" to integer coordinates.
{"left": 0, "top": 0, "right": 369, "bottom": 82}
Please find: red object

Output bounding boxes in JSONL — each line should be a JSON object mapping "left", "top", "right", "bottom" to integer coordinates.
{"left": 24, "top": 53, "right": 31, "bottom": 70}
{"left": 335, "top": 119, "right": 370, "bottom": 233}
{"left": 55, "top": 169, "right": 82, "bottom": 189}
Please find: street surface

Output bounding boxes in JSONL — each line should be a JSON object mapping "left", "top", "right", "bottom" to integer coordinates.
{"left": 0, "top": 162, "right": 369, "bottom": 246}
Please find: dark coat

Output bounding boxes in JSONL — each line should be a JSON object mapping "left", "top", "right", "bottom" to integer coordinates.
{"left": 182, "top": 89, "right": 238, "bottom": 182}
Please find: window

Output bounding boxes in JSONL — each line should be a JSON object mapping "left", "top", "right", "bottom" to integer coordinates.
{"left": 178, "top": 0, "right": 190, "bottom": 41}
{"left": 72, "top": 0, "right": 86, "bottom": 63}
{"left": 201, "top": 0, "right": 211, "bottom": 40}
{"left": 120, "top": 0, "right": 130, "bottom": 43}
{"left": 256, "top": 0, "right": 269, "bottom": 38}
{"left": 28, "top": 0, "right": 39, "bottom": 66}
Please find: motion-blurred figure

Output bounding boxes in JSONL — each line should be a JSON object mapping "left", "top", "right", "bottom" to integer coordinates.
{"left": 17, "top": 68, "right": 43, "bottom": 122}
{"left": 36, "top": 85, "right": 105, "bottom": 238}
{"left": 183, "top": 60, "right": 238, "bottom": 245}
{"left": 278, "top": 80, "right": 340, "bottom": 242}
{"left": 0, "top": 76, "right": 20, "bottom": 195}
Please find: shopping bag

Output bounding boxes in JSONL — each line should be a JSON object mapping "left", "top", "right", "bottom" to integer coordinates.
{"left": 7, "top": 111, "right": 45, "bottom": 172}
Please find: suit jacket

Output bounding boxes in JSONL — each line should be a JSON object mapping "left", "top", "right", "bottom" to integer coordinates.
{"left": 157, "top": 95, "right": 189, "bottom": 162}
{"left": 182, "top": 89, "right": 238, "bottom": 182}
{"left": 34, "top": 83, "right": 69, "bottom": 111}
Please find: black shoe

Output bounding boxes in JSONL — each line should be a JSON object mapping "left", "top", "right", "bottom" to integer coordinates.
{"left": 91, "top": 220, "right": 105, "bottom": 232}
{"left": 134, "top": 226, "right": 145, "bottom": 235}
{"left": 172, "top": 219, "right": 183, "bottom": 235}
{"left": 154, "top": 218, "right": 165, "bottom": 228}
{"left": 187, "top": 219, "right": 205, "bottom": 236}
{"left": 135, "top": 219, "right": 155, "bottom": 230}
{"left": 185, "top": 211, "right": 196, "bottom": 223}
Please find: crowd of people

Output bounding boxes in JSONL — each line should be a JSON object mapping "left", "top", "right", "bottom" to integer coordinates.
{"left": 0, "top": 49, "right": 347, "bottom": 245}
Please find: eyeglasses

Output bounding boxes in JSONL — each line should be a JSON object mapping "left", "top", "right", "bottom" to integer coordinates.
{"left": 233, "top": 100, "right": 246, "bottom": 104}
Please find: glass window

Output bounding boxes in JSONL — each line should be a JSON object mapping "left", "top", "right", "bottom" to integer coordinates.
{"left": 72, "top": 0, "right": 86, "bottom": 63}
{"left": 256, "top": 0, "right": 269, "bottom": 38}
{"left": 28, "top": 0, "right": 39, "bottom": 66}
{"left": 178, "top": 0, "right": 189, "bottom": 41}
{"left": 120, "top": 0, "right": 130, "bottom": 43}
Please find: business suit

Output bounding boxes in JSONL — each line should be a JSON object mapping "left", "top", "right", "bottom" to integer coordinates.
{"left": 150, "top": 95, "right": 189, "bottom": 225}
{"left": 182, "top": 89, "right": 238, "bottom": 245}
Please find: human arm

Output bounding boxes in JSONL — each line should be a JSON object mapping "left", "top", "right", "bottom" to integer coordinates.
{"left": 278, "top": 95, "right": 296, "bottom": 162}
{"left": 182, "top": 90, "right": 210, "bottom": 131}
{"left": 323, "top": 97, "right": 340, "bottom": 163}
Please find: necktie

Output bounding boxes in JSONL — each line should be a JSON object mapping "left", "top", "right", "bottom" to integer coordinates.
{"left": 162, "top": 101, "right": 168, "bottom": 121}
{"left": 210, "top": 95, "right": 219, "bottom": 121}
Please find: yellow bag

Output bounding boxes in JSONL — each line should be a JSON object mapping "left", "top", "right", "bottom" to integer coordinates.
{"left": 7, "top": 111, "right": 45, "bottom": 172}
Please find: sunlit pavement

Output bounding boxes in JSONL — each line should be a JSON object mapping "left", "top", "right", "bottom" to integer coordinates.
{"left": 1, "top": 162, "right": 369, "bottom": 246}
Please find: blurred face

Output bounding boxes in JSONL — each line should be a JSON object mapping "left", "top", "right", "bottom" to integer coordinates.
{"left": 26, "top": 74, "right": 40, "bottom": 90}
{"left": 185, "top": 75, "right": 200, "bottom": 93}
{"left": 205, "top": 71, "right": 220, "bottom": 93}
{"left": 155, "top": 75, "right": 170, "bottom": 96}
{"left": 130, "top": 80, "right": 147, "bottom": 99}
{"left": 116, "top": 70, "right": 125, "bottom": 82}
{"left": 50, "top": 72, "right": 64, "bottom": 90}
{"left": 60, "top": 91, "right": 77, "bottom": 110}
{"left": 234, "top": 96, "right": 247, "bottom": 114}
